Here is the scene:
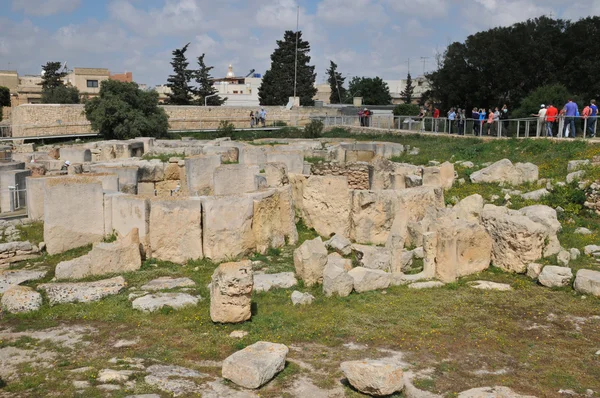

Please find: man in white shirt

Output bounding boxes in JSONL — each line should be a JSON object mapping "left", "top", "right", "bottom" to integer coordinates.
{"left": 532, "top": 104, "right": 548, "bottom": 137}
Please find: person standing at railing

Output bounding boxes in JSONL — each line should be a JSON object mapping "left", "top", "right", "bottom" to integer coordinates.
{"left": 582, "top": 103, "right": 591, "bottom": 134}
{"left": 250, "top": 111, "right": 255, "bottom": 128}
{"left": 418, "top": 106, "right": 426, "bottom": 132}
{"left": 458, "top": 108, "right": 466, "bottom": 135}
{"left": 487, "top": 108, "right": 495, "bottom": 135}
{"left": 364, "top": 108, "right": 371, "bottom": 127}
{"left": 501, "top": 104, "right": 509, "bottom": 135}
{"left": 358, "top": 109, "right": 365, "bottom": 126}
{"left": 532, "top": 104, "right": 547, "bottom": 137}
{"left": 472, "top": 108, "right": 480, "bottom": 136}
{"left": 546, "top": 103, "right": 558, "bottom": 137}
{"left": 562, "top": 99, "right": 578, "bottom": 138}
{"left": 479, "top": 108, "right": 485, "bottom": 134}
{"left": 259, "top": 108, "right": 267, "bottom": 127}
{"left": 588, "top": 99, "right": 597, "bottom": 138}
{"left": 447, "top": 108, "right": 456, "bottom": 134}
{"left": 433, "top": 107, "right": 440, "bottom": 132}
{"left": 493, "top": 107, "right": 500, "bottom": 136}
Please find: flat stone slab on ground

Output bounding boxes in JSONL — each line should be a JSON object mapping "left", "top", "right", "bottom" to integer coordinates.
{"left": 38, "top": 276, "right": 126, "bottom": 305}
{"left": 146, "top": 364, "right": 207, "bottom": 378}
{"left": 469, "top": 281, "right": 513, "bottom": 291}
{"left": 0, "top": 268, "right": 48, "bottom": 293}
{"left": 253, "top": 272, "right": 297, "bottom": 292}
{"left": 408, "top": 281, "right": 445, "bottom": 289}
{"left": 97, "top": 368, "right": 134, "bottom": 383}
{"left": 457, "top": 386, "right": 537, "bottom": 397}
{"left": 1, "top": 286, "right": 42, "bottom": 313}
{"left": 222, "top": 341, "right": 288, "bottom": 389}
{"left": 140, "top": 277, "right": 196, "bottom": 291}
{"left": 341, "top": 359, "right": 404, "bottom": 396}
{"left": 132, "top": 293, "right": 200, "bottom": 313}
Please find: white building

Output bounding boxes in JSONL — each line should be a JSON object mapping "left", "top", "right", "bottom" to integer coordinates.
{"left": 213, "top": 65, "right": 262, "bottom": 107}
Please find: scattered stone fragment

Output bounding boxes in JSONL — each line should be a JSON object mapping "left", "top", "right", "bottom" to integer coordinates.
{"left": 70, "top": 367, "right": 93, "bottom": 373}
{"left": 458, "top": 386, "right": 536, "bottom": 397}
{"left": 291, "top": 291, "right": 314, "bottom": 305}
{"left": 575, "top": 227, "right": 592, "bottom": 235}
{"left": 38, "top": 276, "right": 126, "bottom": 305}
{"left": 538, "top": 266, "right": 573, "bottom": 288}
{"left": 293, "top": 237, "right": 328, "bottom": 286}
{"left": 229, "top": 330, "right": 248, "bottom": 339}
{"left": 146, "top": 364, "right": 206, "bottom": 378}
{"left": 348, "top": 267, "right": 391, "bottom": 293}
{"left": 210, "top": 260, "right": 253, "bottom": 323}
{"left": 569, "top": 248, "right": 581, "bottom": 261}
{"left": 353, "top": 244, "right": 392, "bottom": 271}
{"left": 557, "top": 250, "right": 571, "bottom": 267}
{"left": 584, "top": 245, "right": 600, "bottom": 256}
{"left": 521, "top": 188, "right": 550, "bottom": 201}
{"left": 323, "top": 261, "right": 354, "bottom": 297}
{"left": 1, "top": 286, "right": 42, "bottom": 313}
{"left": 325, "top": 234, "right": 352, "bottom": 256}
{"left": 132, "top": 293, "right": 200, "bottom": 313}
{"left": 222, "top": 341, "right": 288, "bottom": 389}
{"left": 72, "top": 380, "right": 90, "bottom": 389}
{"left": 568, "top": 160, "right": 590, "bottom": 172}
{"left": 0, "top": 268, "right": 48, "bottom": 294}
{"left": 408, "top": 281, "right": 445, "bottom": 289}
{"left": 97, "top": 369, "right": 134, "bottom": 383}
{"left": 566, "top": 170, "right": 586, "bottom": 184}
{"left": 144, "top": 376, "right": 202, "bottom": 397}
{"left": 253, "top": 272, "right": 297, "bottom": 292}
{"left": 340, "top": 360, "right": 404, "bottom": 396}
{"left": 574, "top": 269, "right": 600, "bottom": 297}
{"left": 125, "top": 395, "right": 161, "bottom": 398}
{"left": 113, "top": 339, "right": 139, "bottom": 348}
{"left": 140, "top": 277, "right": 196, "bottom": 291}
{"left": 469, "top": 281, "right": 513, "bottom": 291}
{"left": 97, "top": 384, "right": 121, "bottom": 391}
{"left": 527, "top": 263, "right": 543, "bottom": 279}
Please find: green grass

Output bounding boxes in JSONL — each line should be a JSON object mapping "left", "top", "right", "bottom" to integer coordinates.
{"left": 16, "top": 222, "right": 44, "bottom": 246}
{"left": 304, "top": 156, "right": 326, "bottom": 164}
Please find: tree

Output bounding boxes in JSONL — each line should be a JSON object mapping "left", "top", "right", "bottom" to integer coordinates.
{"left": 0, "top": 87, "right": 10, "bottom": 107}
{"left": 326, "top": 61, "right": 347, "bottom": 104}
{"left": 41, "top": 85, "right": 80, "bottom": 104}
{"left": 513, "top": 84, "right": 579, "bottom": 118}
{"left": 347, "top": 77, "right": 392, "bottom": 105}
{"left": 40, "top": 62, "right": 67, "bottom": 91}
{"left": 85, "top": 80, "right": 169, "bottom": 140}
{"left": 259, "top": 31, "right": 317, "bottom": 106}
{"left": 166, "top": 43, "right": 193, "bottom": 105}
{"left": 400, "top": 73, "right": 415, "bottom": 104}
{"left": 393, "top": 104, "right": 420, "bottom": 116}
{"left": 193, "top": 54, "right": 226, "bottom": 106}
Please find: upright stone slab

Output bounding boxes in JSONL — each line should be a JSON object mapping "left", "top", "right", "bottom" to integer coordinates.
{"left": 202, "top": 194, "right": 255, "bottom": 261}
{"left": 210, "top": 260, "right": 253, "bottom": 323}
{"left": 302, "top": 175, "right": 351, "bottom": 238}
{"left": 293, "top": 237, "right": 328, "bottom": 286}
{"left": 90, "top": 165, "right": 139, "bottom": 194}
{"left": 266, "top": 150, "right": 304, "bottom": 174}
{"left": 44, "top": 177, "right": 105, "bottom": 255}
{"left": 149, "top": 198, "right": 203, "bottom": 264}
{"left": 185, "top": 155, "right": 221, "bottom": 196}
{"left": 59, "top": 147, "right": 92, "bottom": 163}
{"left": 213, "top": 164, "right": 260, "bottom": 196}
{"left": 111, "top": 195, "right": 150, "bottom": 252}
{"left": 26, "top": 176, "right": 53, "bottom": 221}
{"left": 351, "top": 190, "right": 402, "bottom": 245}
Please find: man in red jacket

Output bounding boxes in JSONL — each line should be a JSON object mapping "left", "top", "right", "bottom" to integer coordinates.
{"left": 545, "top": 103, "right": 558, "bottom": 137}
{"left": 433, "top": 107, "right": 440, "bottom": 132}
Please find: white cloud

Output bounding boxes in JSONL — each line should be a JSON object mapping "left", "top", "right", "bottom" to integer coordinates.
{"left": 12, "top": 0, "right": 81, "bottom": 17}
{"left": 316, "top": 0, "right": 388, "bottom": 26}
{"left": 385, "top": 0, "right": 449, "bottom": 18}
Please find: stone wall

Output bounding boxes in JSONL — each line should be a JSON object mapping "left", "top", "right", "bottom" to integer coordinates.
{"left": 310, "top": 162, "right": 371, "bottom": 190}
{"left": 11, "top": 104, "right": 343, "bottom": 138}
{"left": 1, "top": 106, "right": 10, "bottom": 122}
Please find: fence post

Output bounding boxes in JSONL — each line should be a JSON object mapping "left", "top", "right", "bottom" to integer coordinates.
{"left": 584, "top": 118, "right": 587, "bottom": 139}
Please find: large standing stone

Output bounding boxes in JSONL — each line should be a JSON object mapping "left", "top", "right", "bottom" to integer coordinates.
{"left": 38, "top": 276, "right": 126, "bottom": 305}
{"left": 301, "top": 175, "right": 351, "bottom": 238}
{"left": 348, "top": 267, "right": 390, "bottom": 293}
{"left": 110, "top": 195, "right": 150, "bottom": 252}
{"left": 481, "top": 205, "right": 546, "bottom": 273}
{"left": 149, "top": 198, "right": 203, "bottom": 264}
{"left": 453, "top": 194, "right": 484, "bottom": 222}
{"left": 293, "top": 237, "right": 328, "bottom": 287}
{"left": 213, "top": 164, "right": 261, "bottom": 196}
{"left": 538, "top": 266, "right": 573, "bottom": 287}
{"left": 519, "top": 205, "right": 562, "bottom": 257}
{"left": 1, "top": 286, "right": 42, "bottom": 313}
{"left": 210, "top": 261, "right": 253, "bottom": 323}
{"left": 573, "top": 269, "right": 600, "bottom": 297}
{"left": 185, "top": 154, "right": 221, "bottom": 196}
{"left": 252, "top": 189, "right": 297, "bottom": 254}
{"left": 340, "top": 360, "right": 404, "bottom": 396}
{"left": 222, "top": 341, "right": 288, "bottom": 389}
{"left": 44, "top": 177, "right": 105, "bottom": 255}
{"left": 470, "top": 159, "right": 538, "bottom": 185}
{"left": 351, "top": 190, "right": 401, "bottom": 245}
{"left": 323, "top": 260, "right": 354, "bottom": 297}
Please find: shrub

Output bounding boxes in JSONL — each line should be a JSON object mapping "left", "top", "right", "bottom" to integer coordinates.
{"left": 217, "top": 120, "right": 235, "bottom": 137}
{"left": 393, "top": 103, "right": 420, "bottom": 116}
{"left": 304, "top": 119, "right": 324, "bottom": 138}
{"left": 273, "top": 120, "right": 288, "bottom": 127}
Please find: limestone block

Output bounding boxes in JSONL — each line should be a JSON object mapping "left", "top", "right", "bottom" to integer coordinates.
{"left": 353, "top": 244, "right": 392, "bottom": 271}
{"left": 557, "top": 249, "right": 571, "bottom": 266}
{"left": 59, "top": 147, "right": 92, "bottom": 163}
{"left": 39, "top": 276, "right": 126, "bottom": 305}
{"left": 1, "top": 286, "right": 42, "bottom": 313}
{"left": 137, "top": 160, "right": 165, "bottom": 183}
{"left": 264, "top": 162, "right": 289, "bottom": 187}
{"left": 369, "top": 156, "right": 396, "bottom": 191}
{"left": 90, "top": 165, "right": 139, "bottom": 194}
{"left": 291, "top": 291, "right": 314, "bottom": 305}
{"left": 149, "top": 198, "right": 202, "bottom": 264}
{"left": 573, "top": 269, "right": 600, "bottom": 297}
{"left": 266, "top": 150, "right": 304, "bottom": 174}
{"left": 351, "top": 190, "right": 403, "bottom": 245}
{"left": 202, "top": 195, "right": 255, "bottom": 261}
{"left": 453, "top": 194, "right": 484, "bottom": 222}
{"left": 253, "top": 272, "right": 297, "bottom": 292}
{"left": 470, "top": 159, "right": 538, "bottom": 185}
{"left": 340, "top": 360, "right": 404, "bottom": 396}
{"left": 405, "top": 174, "right": 423, "bottom": 188}
{"left": 325, "top": 234, "right": 352, "bottom": 256}
{"left": 538, "top": 265, "right": 572, "bottom": 287}
{"left": 293, "top": 237, "right": 328, "bottom": 286}
{"left": 519, "top": 205, "right": 562, "bottom": 257}
{"left": 213, "top": 164, "right": 260, "bottom": 196}
{"left": 26, "top": 176, "right": 51, "bottom": 221}
{"left": 141, "top": 277, "right": 196, "bottom": 291}
{"left": 348, "top": 267, "right": 390, "bottom": 293}
{"left": 323, "top": 261, "right": 354, "bottom": 297}
{"left": 252, "top": 191, "right": 287, "bottom": 254}
{"left": 481, "top": 205, "right": 546, "bottom": 273}
{"left": 567, "top": 159, "right": 590, "bottom": 172}
{"left": 185, "top": 155, "right": 221, "bottom": 196}
{"left": 458, "top": 386, "right": 536, "bottom": 398}
{"left": 527, "top": 263, "right": 543, "bottom": 279}
{"left": 0, "top": 268, "right": 47, "bottom": 294}
{"left": 239, "top": 145, "right": 267, "bottom": 167}
{"left": 422, "top": 162, "right": 454, "bottom": 190}
{"left": 566, "top": 170, "right": 585, "bottom": 183}
{"left": 43, "top": 177, "right": 105, "bottom": 255}
{"left": 210, "top": 260, "right": 253, "bottom": 323}
{"left": 132, "top": 293, "right": 200, "bottom": 313}
{"left": 164, "top": 162, "right": 181, "bottom": 181}
{"left": 137, "top": 182, "right": 155, "bottom": 196}
{"left": 111, "top": 195, "right": 150, "bottom": 252}
{"left": 302, "top": 175, "right": 351, "bottom": 238}
{"left": 222, "top": 341, "right": 288, "bottom": 389}
{"left": 203, "top": 145, "right": 239, "bottom": 163}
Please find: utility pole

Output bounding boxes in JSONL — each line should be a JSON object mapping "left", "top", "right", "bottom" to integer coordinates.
{"left": 407, "top": 58, "right": 411, "bottom": 74}
{"left": 293, "top": 5, "right": 299, "bottom": 102}
{"left": 420, "top": 57, "right": 429, "bottom": 75}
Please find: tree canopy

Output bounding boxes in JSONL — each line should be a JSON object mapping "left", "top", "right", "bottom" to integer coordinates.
{"left": 259, "top": 31, "right": 317, "bottom": 106}
{"left": 400, "top": 73, "right": 414, "bottom": 104}
{"left": 40, "top": 62, "right": 67, "bottom": 91}
{"left": 347, "top": 77, "right": 392, "bottom": 105}
{"left": 41, "top": 85, "right": 80, "bottom": 104}
{"left": 166, "top": 43, "right": 194, "bottom": 105}
{"left": 193, "top": 54, "right": 226, "bottom": 106}
{"left": 0, "top": 86, "right": 10, "bottom": 107}
{"left": 326, "top": 61, "right": 347, "bottom": 104}
{"left": 85, "top": 80, "right": 169, "bottom": 140}
{"left": 427, "top": 16, "right": 600, "bottom": 111}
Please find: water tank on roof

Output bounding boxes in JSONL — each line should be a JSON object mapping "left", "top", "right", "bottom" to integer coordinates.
{"left": 253, "top": 73, "right": 262, "bottom": 78}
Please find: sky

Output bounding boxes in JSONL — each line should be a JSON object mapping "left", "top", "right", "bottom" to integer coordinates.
{"left": 1, "top": 0, "right": 599, "bottom": 87}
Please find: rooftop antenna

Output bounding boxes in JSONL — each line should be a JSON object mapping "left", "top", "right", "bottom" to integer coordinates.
{"left": 293, "top": 5, "right": 299, "bottom": 102}
{"left": 420, "top": 57, "right": 429, "bottom": 75}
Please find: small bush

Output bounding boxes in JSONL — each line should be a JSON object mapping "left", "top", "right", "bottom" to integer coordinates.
{"left": 273, "top": 120, "right": 288, "bottom": 127}
{"left": 304, "top": 119, "right": 324, "bottom": 138}
{"left": 393, "top": 103, "right": 420, "bottom": 116}
{"left": 216, "top": 120, "right": 235, "bottom": 137}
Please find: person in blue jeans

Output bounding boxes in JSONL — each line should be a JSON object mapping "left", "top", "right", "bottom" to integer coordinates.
{"left": 562, "top": 99, "right": 578, "bottom": 138}
{"left": 588, "top": 99, "right": 598, "bottom": 138}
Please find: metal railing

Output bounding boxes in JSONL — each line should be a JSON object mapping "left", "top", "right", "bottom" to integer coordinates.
{"left": 0, "top": 186, "right": 27, "bottom": 218}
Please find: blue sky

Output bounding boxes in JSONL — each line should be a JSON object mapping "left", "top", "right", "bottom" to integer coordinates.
{"left": 1, "top": 0, "right": 598, "bottom": 87}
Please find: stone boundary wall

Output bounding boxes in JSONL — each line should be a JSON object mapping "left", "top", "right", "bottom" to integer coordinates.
{"left": 1, "top": 106, "right": 10, "bottom": 122}
{"left": 310, "top": 161, "right": 371, "bottom": 190}
{"left": 11, "top": 105, "right": 343, "bottom": 138}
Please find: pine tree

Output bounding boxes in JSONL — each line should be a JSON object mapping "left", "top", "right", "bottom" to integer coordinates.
{"left": 400, "top": 72, "right": 415, "bottom": 104}
{"left": 40, "top": 62, "right": 67, "bottom": 91}
{"left": 326, "top": 61, "right": 347, "bottom": 104}
{"left": 193, "top": 54, "right": 226, "bottom": 106}
{"left": 166, "top": 43, "right": 193, "bottom": 105}
{"left": 259, "top": 31, "right": 317, "bottom": 106}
